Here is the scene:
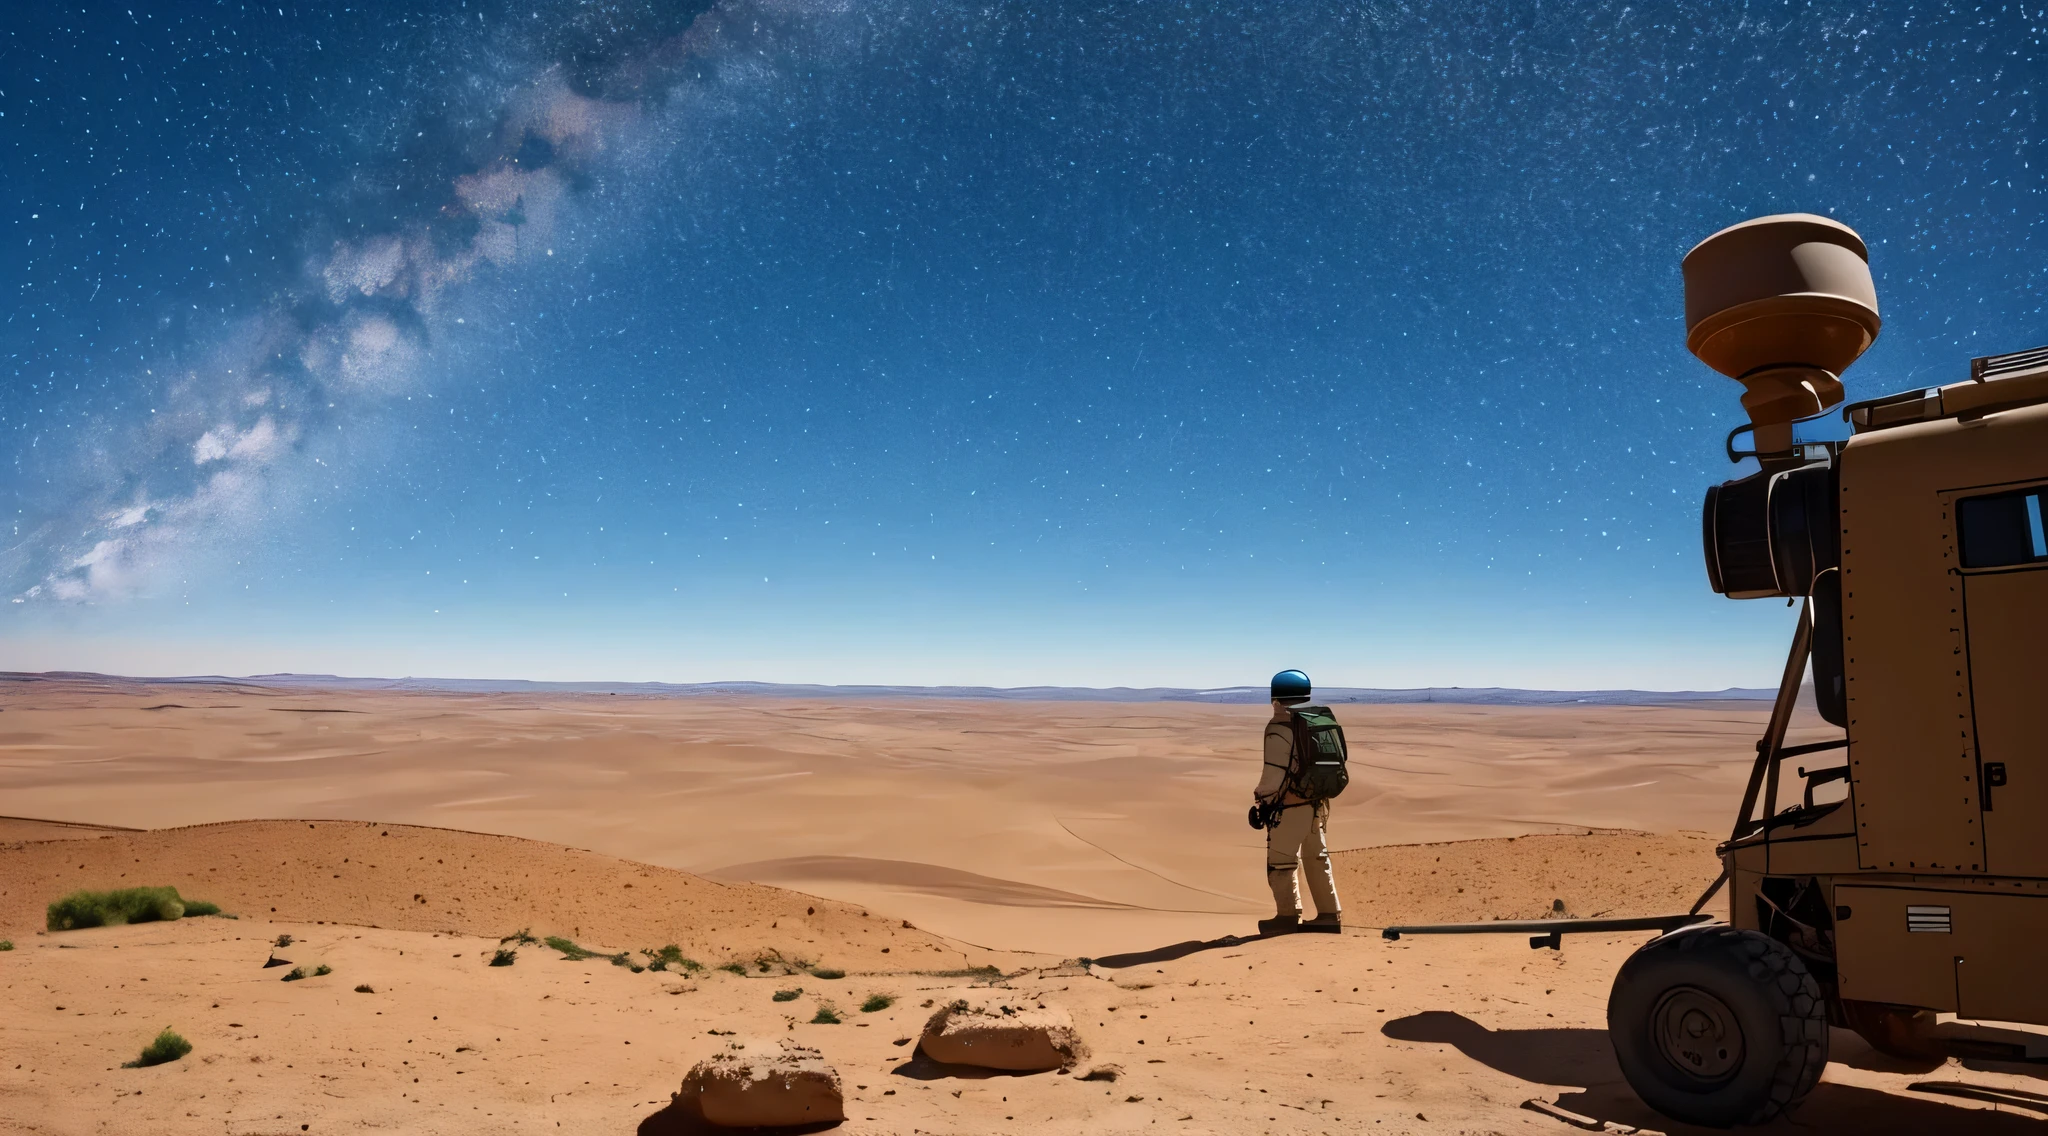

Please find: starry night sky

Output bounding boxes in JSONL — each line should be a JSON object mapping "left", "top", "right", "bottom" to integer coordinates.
{"left": 2, "top": 1, "right": 2043, "bottom": 687}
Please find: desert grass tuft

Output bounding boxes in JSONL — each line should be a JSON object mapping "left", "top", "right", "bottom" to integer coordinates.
{"left": 46, "top": 887, "right": 220, "bottom": 932}
{"left": 544, "top": 935, "right": 600, "bottom": 960}
{"left": 720, "top": 949, "right": 803, "bottom": 976}
{"left": 642, "top": 944, "right": 702, "bottom": 973}
{"left": 545, "top": 936, "right": 631, "bottom": 966}
{"left": 860, "top": 993, "right": 894, "bottom": 1013}
{"left": 274, "top": 934, "right": 294, "bottom": 948}
{"left": 490, "top": 948, "right": 518, "bottom": 967}
{"left": 123, "top": 1028, "right": 192, "bottom": 1068}
{"left": 808, "top": 966, "right": 846, "bottom": 980}
{"left": 772, "top": 988, "right": 802, "bottom": 1002}
{"left": 809, "top": 1003, "right": 842, "bottom": 1025}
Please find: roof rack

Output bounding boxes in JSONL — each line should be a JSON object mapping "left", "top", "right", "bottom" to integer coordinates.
{"left": 1973, "top": 343, "right": 2048, "bottom": 384}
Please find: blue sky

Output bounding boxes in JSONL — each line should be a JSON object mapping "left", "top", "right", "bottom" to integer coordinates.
{"left": 2, "top": 1, "right": 2042, "bottom": 688}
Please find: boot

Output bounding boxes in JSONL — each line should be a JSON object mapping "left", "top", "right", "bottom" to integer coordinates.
{"left": 1256, "top": 914, "right": 1300, "bottom": 936}
{"left": 1301, "top": 913, "right": 1342, "bottom": 934}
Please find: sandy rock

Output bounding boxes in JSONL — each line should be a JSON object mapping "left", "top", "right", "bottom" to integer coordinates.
{"left": 918, "top": 996, "right": 1088, "bottom": 1072}
{"left": 679, "top": 1038, "right": 845, "bottom": 1128}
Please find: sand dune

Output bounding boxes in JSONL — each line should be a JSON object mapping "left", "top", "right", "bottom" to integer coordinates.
{"left": 0, "top": 816, "right": 136, "bottom": 843}
{"left": 1333, "top": 830, "right": 1723, "bottom": 926}
{"left": 0, "top": 675, "right": 1837, "bottom": 954}
{"left": 0, "top": 820, "right": 1007, "bottom": 974}
{"left": 710, "top": 856, "right": 1145, "bottom": 910}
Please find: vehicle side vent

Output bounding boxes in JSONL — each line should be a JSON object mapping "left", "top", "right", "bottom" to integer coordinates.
{"left": 1972, "top": 344, "right": 2048, "bottom": 383}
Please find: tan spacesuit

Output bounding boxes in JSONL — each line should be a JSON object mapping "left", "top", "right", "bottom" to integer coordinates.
{"left": 1256, "top": 700, "right": 1342, "bottom": 934}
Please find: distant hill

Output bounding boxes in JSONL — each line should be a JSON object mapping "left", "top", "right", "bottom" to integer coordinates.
{"left": 2, "top": 671, "right": 1777, "bottom": 706}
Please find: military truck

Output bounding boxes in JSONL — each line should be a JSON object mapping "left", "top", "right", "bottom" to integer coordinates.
{"left": 1388, "top": 213, "right": 2048, "bottom": 1127}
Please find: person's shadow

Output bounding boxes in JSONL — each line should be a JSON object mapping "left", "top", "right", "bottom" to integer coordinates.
{"left": 1090, "top": 925, "right": 1341, "bottom": 969}
{"left": 1381, "top": 1010, "right": 2047, "bottom": 1134}
{"left": 1088, "top": 934, "right": 1251, "bottom": 969}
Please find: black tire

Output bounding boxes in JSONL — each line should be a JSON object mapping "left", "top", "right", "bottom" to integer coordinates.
{"left": 1607, "top": 926, "right": 1827, "bottom": 1128}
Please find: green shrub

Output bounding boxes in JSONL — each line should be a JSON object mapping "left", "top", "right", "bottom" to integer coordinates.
{"left": 274, "top": 934, "right": 294, "bottom": 948}
{"left": 545, "top": 936, "right": 629, "bottom": 965}
{"left": 772, "top": 988, "right": 802, "bottom": 1003}
{"left": 354, "top": 984, "right": 375, "bottom": 993}
{"left": 642, "top": 944, "right": 702, "bottom": 973}
{"left": 46, "top": 887, "right": 219, "bottom": 931}
{"left": 282, "top": 965, "right": 328, "bottom": 982}
{"left": 860, "top": 993, "right": 894, "bottom": 1013}
{"left": 490, "top": 948, "right": 518, "bottom": 967}
{"left": 123, "top": 1028, "right": 192, "bottom": 1068}
{"left": 808, "top": 967, "right": 845, "bottom": 980}
{"left": 809, "top": 1004, "right": 842, "bottom": 1025}
{"left": 0, "top": 940, "right": 12, "bottom": 952}
{"left": 717, "top": 961, "right": 747, "bottom": 976}
{"left": 313, "top": 964, "right": 332, "bottom": 977}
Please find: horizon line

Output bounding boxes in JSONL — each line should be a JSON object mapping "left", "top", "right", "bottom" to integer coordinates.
{"left": 1, "top": 670, "right": 1785, "bottom": 706}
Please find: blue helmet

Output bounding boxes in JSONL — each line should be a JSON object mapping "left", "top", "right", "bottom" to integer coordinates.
{"left": 1270, "top": 669, "right": 1312, "bottom": 704}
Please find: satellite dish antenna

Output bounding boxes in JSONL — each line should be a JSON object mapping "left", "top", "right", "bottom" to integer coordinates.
{"left": 1682, "top": 213, "right": 1880, "bottom": 456}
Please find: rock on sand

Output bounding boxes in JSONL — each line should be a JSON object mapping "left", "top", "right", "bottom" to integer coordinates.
{"left": 918, "top": 996, "right": 1088, "bottom": 1072}
{"left": 679, "top": 1038, "right": 845, "bottom": 1128}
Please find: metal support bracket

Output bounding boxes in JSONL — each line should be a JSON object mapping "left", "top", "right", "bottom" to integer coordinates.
{"left": 1380, "top": 913, "right": 1715, "bottom": 950}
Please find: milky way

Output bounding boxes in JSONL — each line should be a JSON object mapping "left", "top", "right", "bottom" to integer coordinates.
{"left": 7, "top": 0, "right": 814, "bottom": 601}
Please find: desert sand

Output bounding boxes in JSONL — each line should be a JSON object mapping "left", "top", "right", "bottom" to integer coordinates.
{"left": 2, "top": 674, "right": 2042, "bottom": 1133}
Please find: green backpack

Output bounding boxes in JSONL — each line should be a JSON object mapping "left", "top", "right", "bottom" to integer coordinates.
{"left": 1286, "top": 705, "right": 1350, "bottom": 802}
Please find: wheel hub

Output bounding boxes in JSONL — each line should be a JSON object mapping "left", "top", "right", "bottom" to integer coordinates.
{"left": 1651, "top": 985, "right": 1744, "bottom": 1082}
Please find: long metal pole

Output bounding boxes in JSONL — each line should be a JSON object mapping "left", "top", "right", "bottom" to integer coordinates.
{"left": 1731, "top": 599, "right": 1814, "bottom": 842}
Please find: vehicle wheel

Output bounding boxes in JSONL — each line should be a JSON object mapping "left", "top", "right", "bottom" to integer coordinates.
{"left": 1837, "top": 1000, "right": 1945, "bottom": 1068}
{"left": 1607, "top": 926, "right": 1827, "bottom": 1128}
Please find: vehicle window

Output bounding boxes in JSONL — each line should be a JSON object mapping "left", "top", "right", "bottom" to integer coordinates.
{"left": 1958, "top": 489, "right": 2048, "bottom": 569}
